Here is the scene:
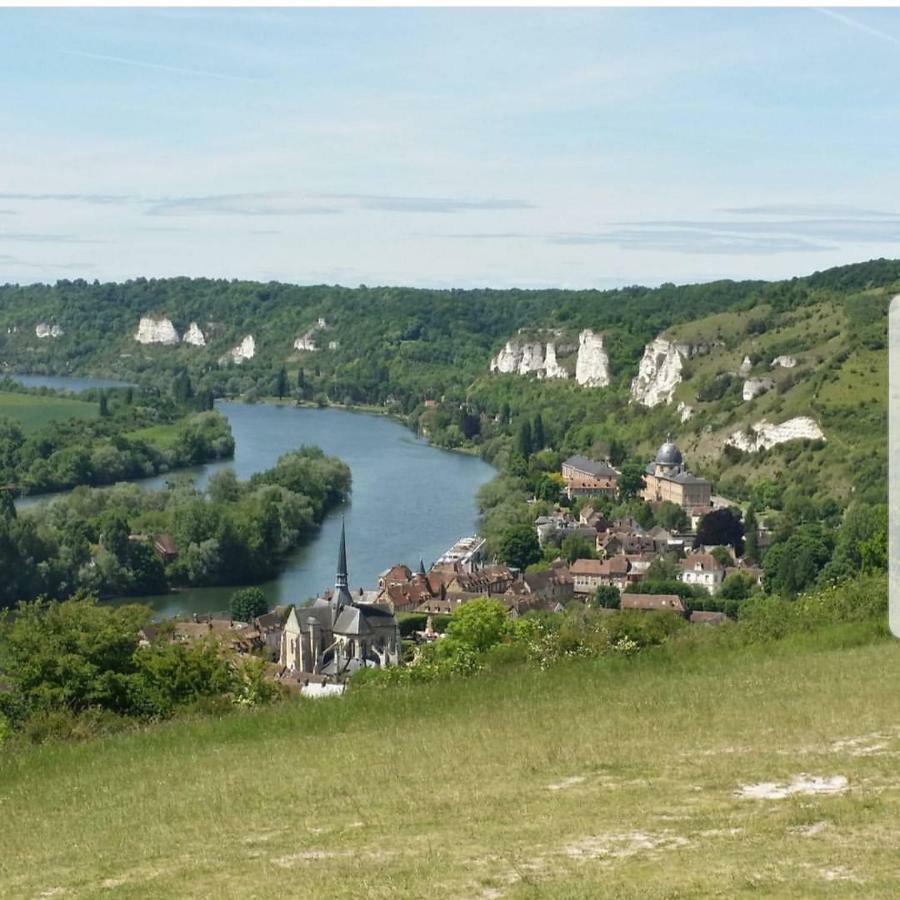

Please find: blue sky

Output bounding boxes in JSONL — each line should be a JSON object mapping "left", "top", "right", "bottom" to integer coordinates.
{"left": 1, "top": 7, "right": 899, "bottom": 289}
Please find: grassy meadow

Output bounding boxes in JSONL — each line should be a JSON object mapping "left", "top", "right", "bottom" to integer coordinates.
{"left": 0, "top": 391, "right": 97, "bottom": 432}
{"left": 3, "top": 622, "right": 900, "bottom": 899}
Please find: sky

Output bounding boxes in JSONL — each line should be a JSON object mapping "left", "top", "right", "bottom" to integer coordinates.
{"left": 1, "top": 7, "right": 900, "bottom": 290}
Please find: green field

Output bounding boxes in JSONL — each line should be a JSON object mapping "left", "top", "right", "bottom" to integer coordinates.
{"left": 0, "top": 391, "right": 97, "bottom": 432}
{"left": 3, "top": 623, "right": 900, "bottom": 899}
{"left": 124, "top": 423, "right": 181, "bottom": 450}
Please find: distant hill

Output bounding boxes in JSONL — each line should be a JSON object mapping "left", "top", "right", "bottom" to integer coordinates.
{"left": 1, "top": 258, "right": 896, "bottom": 503}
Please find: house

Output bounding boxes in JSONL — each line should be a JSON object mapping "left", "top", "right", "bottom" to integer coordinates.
{"left": 376, "top": 560, "right": 445, "bottom": 612}
{"left": 597, "top": 529, "right": 656, "bottom": 557}
{"left": 620, "top": 593, "right": 685, "bottom": 614}
{"left": 502, "top": 564, "right": 574, "bottom": 610}
{"left": 680, "top": 552, "right": 725, "bottom": 594}
{"left": 279, "top": 523, "right": 401, "bottom": 680}
{"left": 570, "top": 556, "right": 634, "bottom": 594}
{"left": 152, "top": 533, "right": 178, "bottom": 563}
{"left": 256, "top": 606, "right": 290, "bottom": 660}
{"left": 561, "top": 455, "right": 619, "bottom": 499}
{"left": 641, "top": 439, "right": 712, "bottom": 510}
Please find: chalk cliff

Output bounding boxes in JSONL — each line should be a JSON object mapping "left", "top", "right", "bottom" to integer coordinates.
{"left": 183, "top": 322, "right": 206, "bottom": 347}
{"left": 771, "top": 355, "right": 798, "bottom": 369}
{"left": 574, "top": 330, "right": 610, "bottom": 387}
{"left": 742, "top": 377, "right": 775, "bottom": 402}
{"left": 35, "top": 323, "right": 63, "bottom": 339}
{"left": 631, "top": 338, "right": 688, "bottom": 406}
{"left": 725, "top": 416, "right": 825, "bottom": 453}
{"left": 220, "top": 334, "right": 256, "bottom": 364}
{"left": 134, "top": 316, "right": 179, "bottom": 346}
{"left": 489, "top": 328, "right": 609, "bottom": 385}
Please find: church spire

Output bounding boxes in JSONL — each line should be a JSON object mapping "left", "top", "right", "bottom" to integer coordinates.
{"left": 333, "top": 519, "right": 353, "bottom": 619}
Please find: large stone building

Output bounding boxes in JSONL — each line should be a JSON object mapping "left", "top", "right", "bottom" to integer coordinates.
{"left": 641, "top": 439, "right": 711, "bottom": 510}
{"left": 561, "top": 455, "right": 619, "bottom": 499}
{"left": 280, "top": 523, "right": 401, "bottom": 679}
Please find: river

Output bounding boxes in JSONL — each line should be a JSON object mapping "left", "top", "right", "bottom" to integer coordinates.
{"left": 12, "top": 376, "right": 496, "bottom": 618}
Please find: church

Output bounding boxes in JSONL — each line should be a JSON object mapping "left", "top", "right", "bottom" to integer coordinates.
{"left": 641, "top": 438, "right": 711, "bottom": 510}
{"left": 279, "top": 523, "right": 401, "bottom": 679}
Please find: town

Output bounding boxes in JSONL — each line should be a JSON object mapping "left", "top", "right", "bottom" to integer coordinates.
{"left": 146, "top": 436, "right": 765, "bottom": 695}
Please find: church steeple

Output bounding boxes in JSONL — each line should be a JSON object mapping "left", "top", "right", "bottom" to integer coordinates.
{"left": 332, "top": 519, "right": 353, "bottom": 620}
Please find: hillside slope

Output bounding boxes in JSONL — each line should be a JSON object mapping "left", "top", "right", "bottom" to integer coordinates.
{"left": 3, "top": 625, "right": 900, "bottom": 899}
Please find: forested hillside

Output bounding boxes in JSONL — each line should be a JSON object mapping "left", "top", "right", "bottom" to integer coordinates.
{"left": 1, "top": 258, "right": 896, "bottom": 509}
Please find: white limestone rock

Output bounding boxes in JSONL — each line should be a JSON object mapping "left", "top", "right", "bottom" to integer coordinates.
{"left": 742, "top": 377, "right": 776, "bottom": 402}
{"left": 631, "top": 338, "right": 689, "bottom": 407}
{"left": 575, "top": 329, "right": 610, "bottom": 387}
{"left": 35, "top": 323, "right": 63, "bottom": 339}
{"left": 490, "top": 339, "right": 559, "bottom": 377}
{"left": 490, "top": 340, "right": 521, "bottom": 374}
{"left": 677, "top": 401, "right": 694, "bottom": 423}
{"left": 220, "top": 334, "right": 256, "bottom": 365}
{"left": 182, "top": 322, "right": 206, "bottom": 347}
{"left": 542, "top": 342, "right": 567, "bottom": 379}
{"left": 771, "top": 355, "right": 798, "bottom": 369}
{"left": 317, "top": 317, "right": 328, "bottom": 329}
{"left": 328, "top": 340, "right": 339, "bottom": 351}
{"left": 293, "top": 332, "right": 318, "bottom": 352}
{"left": 738, "top": 355, "right": 753, "bottom": 376}
{"left": 725, "top": 416, "right": 825, "bottom": 453}
{"left": 134, "top": 316, "right": 180, "bottom": 346}
{"left": 517, "top": 341, "right": 545, "bottom": 375}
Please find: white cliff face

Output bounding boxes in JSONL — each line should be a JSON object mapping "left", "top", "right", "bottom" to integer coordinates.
{"left": 771, "top": 355, "right": 798, "bottom": 369}
{"left": 517, "top": 341, "right": 545, "bottom": 375}
{"left": 220, "top": 334, "right": 256, "bottom": 364}
{"left": 134, "top": 316, "right": 180, "bottom": 346}
{"left": 575, "top": 329, "right": 610, "bottom": 387}
{"left": 677, "top": 401, "right": 694, "bottom": 423}
{"left": 726, "top": 416, "right": 825, "bottom": 453}
{"left": 490, "top": 340, "right": 556, "bottom": 377}
{"left": 327, "top": 340, "right": 339, "bottom": 350}
{"left": 490, "top": 341, "right": 520, "bottom": 374}
{"left": 35, "top": 323, "right": 63, "bottom": 339}
{"left": 631, "top": 338, "right": 688, "bottom": 407}
{"left": 542, "top": 342, "right": 567, "bottom": 379}
{"left": 293, "top": 332, "right": 318, "bottom": 352}
{"left": 739, "top": 355, "right": 753, "bottom": 376}
{"left": 742, "top": 377, "right": 775, "bottom": 402}
{"left": 183, "top": 322, "right": 206, "bottom": 347}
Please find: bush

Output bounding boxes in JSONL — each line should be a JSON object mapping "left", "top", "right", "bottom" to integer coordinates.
{"left": 230, "top": 587, "right": 268, "bottom": 623}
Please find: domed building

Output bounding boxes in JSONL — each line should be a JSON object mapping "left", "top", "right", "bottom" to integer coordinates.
{"left": 641, "top": 437, "right": 711, "bottom": 510}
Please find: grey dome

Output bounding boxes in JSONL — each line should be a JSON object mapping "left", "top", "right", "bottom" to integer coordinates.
{"left": 656, "top": 440, "right": 683, "bottom": 466}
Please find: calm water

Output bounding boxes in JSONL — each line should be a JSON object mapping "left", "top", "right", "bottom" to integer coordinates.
{"left": 11, "top": 373, "right": 134, "bottom": 392}
{"left": 14, "top": 376, "right": 495, "bottom": 617}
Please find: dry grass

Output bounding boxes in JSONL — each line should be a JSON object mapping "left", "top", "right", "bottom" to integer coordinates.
{"left": 2, "top": 633, "right": 900, "bottom": 898}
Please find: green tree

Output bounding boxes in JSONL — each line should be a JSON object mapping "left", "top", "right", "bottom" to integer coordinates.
{"left": 657, "top": 501, "right": 688, "bottom": 532}
{"left": 497, "top": 524, "right": 541, "bottom": 570}
{"left": 517, "top": 420, "right": 533, "bottom": 459}
{"left": 593, "top": 585, "right": 621, "bottom": 609}
{"left": 617, "top": 461, "right": 646, "bottom": 500}
{"left": 274, "top": 367, "right": 289, "bottom": 399}
{"left": 98, "top": 392, "right": 109, "bottom": 417}
{"left": 719, "top": 571, "right": 755, "bottom": 601}
{"left": 694, "top": 508, "right": 745, "bottom": 555}
{"left": 743, "top": 505, "right": 759, "bottom": 562}
{"left": 532, "top": 414, "right": 545, "bottom": 452}
{"left": 172, "top": 371, "right": 194, "bottom": 404}
{"left": 560, "top": 532, "right": 595, "bottom": 563}
{"left": 230, "top": 587, "right": 268, "bottom": 623}
{"left": 443, "top": 599, "right": 508, "bottom": 653}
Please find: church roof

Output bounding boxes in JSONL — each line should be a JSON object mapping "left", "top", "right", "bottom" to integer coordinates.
{"left": 563, "top": 455, "right": 619, "bottom": 479}
{"left": 655, "top": 440, "right": 683, "bottom": 466}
